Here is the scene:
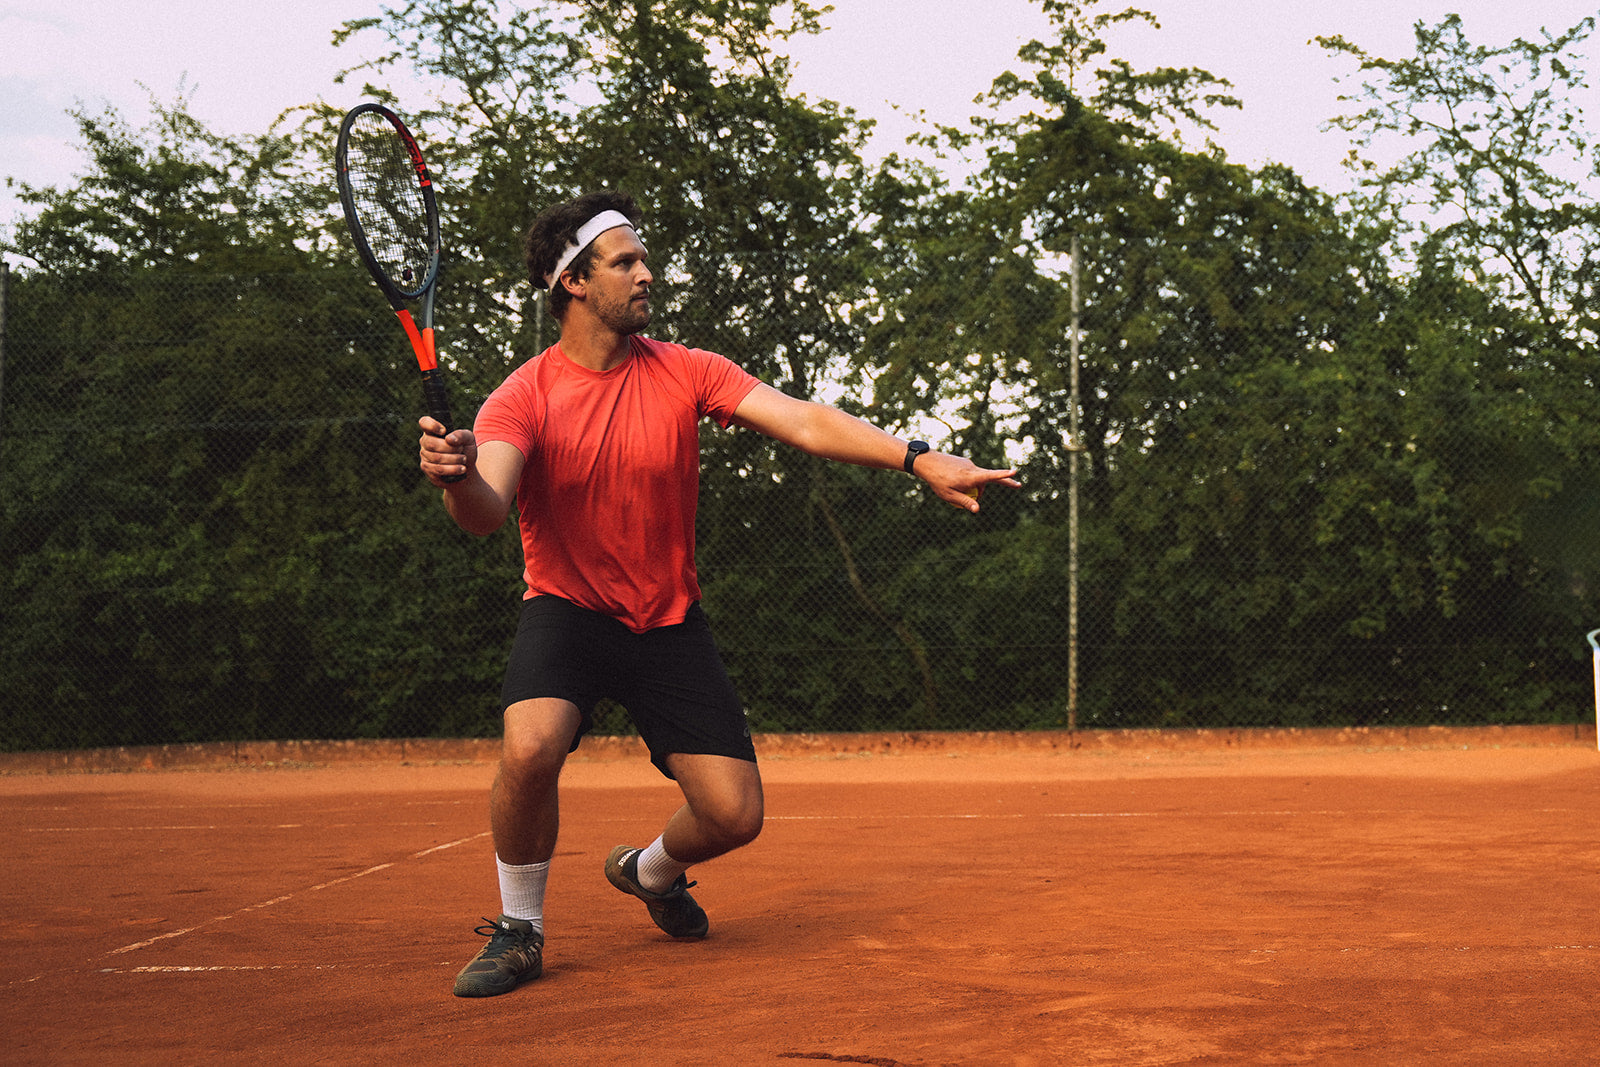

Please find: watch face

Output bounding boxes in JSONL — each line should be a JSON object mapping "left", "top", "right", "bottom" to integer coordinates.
{"left": 905, "top": 440, "right": 930, "bottom": 472}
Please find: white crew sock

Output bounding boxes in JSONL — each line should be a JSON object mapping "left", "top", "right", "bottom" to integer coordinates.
{"left": 496, "top": 856, "right": 550, "bottom": 934}
{"left": 634, "top": 836, "right": 690, "bottom": 894}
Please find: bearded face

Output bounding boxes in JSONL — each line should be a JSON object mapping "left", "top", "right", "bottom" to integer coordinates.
{"left": 583, "top": 227, "right": 653, "bottom": 335}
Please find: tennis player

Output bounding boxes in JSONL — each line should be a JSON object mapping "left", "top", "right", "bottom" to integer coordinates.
{"left": 420, "top": 191, "right": 1020, "bottom": 997}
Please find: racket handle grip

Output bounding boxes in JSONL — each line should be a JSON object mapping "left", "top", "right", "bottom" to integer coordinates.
{"left": 420, "top": 368, "right": 466, "bottom": 484}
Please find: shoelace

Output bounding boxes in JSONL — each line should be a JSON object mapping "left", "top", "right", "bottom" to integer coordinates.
{"left": 471, "top": 918, "right": 536, "bottom": 953}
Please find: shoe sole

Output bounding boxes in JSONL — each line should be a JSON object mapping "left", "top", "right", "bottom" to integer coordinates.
{"left": 453, "top": 969, "right": 538, "bottom": 998}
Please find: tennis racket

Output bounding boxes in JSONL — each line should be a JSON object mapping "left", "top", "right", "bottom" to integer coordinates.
{"left": 335, "top": 102, "right": 463, "bottom": 482}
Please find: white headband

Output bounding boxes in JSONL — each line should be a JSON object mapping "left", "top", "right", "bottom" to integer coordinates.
{"left": 543, "top": 210, "right": 636, "bottom": 290}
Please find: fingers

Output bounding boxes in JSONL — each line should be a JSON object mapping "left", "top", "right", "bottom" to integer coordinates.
{"left": 418, "top": 416, "right": 472, "bottom": 484}
{"left": 942, "top": 468, "right": 1020, "bottom": 513}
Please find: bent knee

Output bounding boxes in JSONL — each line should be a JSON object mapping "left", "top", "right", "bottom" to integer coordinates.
{"left": 497, "top": 733, "right": 572, "bottom": 791}
{"left": 706, "top": 799, "right": 763, "bottom": 849}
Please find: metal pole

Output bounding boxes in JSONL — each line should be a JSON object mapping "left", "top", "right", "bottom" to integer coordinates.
{"left": 533, "top": 287, "right": 544, "bottom": 354}
{"left": 1068, "top": 235, "right": 1081, "bottom": 732}
{"left": 0, "top": 259, "right": 9, "bottom": 447}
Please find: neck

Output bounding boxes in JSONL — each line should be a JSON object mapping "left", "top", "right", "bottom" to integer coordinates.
{"left": 556, "top": 321, "right": 634, "bottom": 372}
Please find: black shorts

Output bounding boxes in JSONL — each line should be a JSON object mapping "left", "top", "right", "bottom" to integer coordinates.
{"left": 500, "top": 595, "right": 755, "bottom": 779}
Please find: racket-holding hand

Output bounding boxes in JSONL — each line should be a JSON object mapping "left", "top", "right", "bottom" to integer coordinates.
{"left": 419, "top": 416, "right": 476, "bottom": 487}
{"left": 915, "top": 451, "right": 1021, "bottom": 513}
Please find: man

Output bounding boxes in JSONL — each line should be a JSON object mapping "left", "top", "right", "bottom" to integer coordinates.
{"left": 420, "top": 191, "right": 1019, "bottom": 998}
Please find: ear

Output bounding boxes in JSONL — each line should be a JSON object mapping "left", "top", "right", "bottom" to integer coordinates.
{"left": 559, "top": 271, "right": 586, "bottom": 300}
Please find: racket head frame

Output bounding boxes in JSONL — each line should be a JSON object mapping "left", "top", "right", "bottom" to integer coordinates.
{"left": 335, "top": 102, "right": 442, "bottom": 309}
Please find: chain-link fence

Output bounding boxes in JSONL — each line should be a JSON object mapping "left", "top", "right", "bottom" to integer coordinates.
{"left": 1, "top": 257, "right": 1595, "bottom": 752}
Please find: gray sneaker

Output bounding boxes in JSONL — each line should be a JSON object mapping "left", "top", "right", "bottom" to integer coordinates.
{"left": 452, "top": 915, "right": 543, "bottom": 997}
{"left": 604, "top": 845, "right": 709, "bottom": 939}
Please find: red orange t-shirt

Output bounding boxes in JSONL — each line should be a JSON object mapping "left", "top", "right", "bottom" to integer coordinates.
{"left": 473, "top": 336, "right": 760, "bottom": 632}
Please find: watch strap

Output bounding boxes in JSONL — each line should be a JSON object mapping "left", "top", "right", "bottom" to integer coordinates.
{"left": 903, "top": 440, "right": 930, "bottom": 474}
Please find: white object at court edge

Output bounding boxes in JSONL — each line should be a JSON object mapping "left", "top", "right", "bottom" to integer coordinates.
{"left": 1588, "top": 628, "right": 1599, "bottom": 752}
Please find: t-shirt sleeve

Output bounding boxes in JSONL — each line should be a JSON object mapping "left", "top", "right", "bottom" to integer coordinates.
{"left": 688, "top": 347, "right": 760, "bottom": 427}
{"left": 474, "top": 368, "right": 536, "bottom": 456}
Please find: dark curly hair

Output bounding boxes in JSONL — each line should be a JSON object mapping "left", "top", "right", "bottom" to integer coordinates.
{"left": 523, "top": 191, "right": 643, "bottom": 321}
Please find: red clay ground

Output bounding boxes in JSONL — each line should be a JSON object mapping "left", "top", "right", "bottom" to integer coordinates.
{"left": 3, "top": 727, "right": 1597, "bottom": 1065}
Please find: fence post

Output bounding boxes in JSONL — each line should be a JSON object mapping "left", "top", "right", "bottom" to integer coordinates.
{"left": 0, "top": 258, "right": 9, "bottom": 446}
{"left": 1068, "top": 235, "right": 1081, "bottom": 732}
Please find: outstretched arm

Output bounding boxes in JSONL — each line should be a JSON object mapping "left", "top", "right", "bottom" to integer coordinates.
{"left": 728, "top": 383, "right": 1020, "bottom": 513}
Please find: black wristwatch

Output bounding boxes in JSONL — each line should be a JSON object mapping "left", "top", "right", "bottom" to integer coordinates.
{"left": 903, "top": 440, "right": 930, "bottom": 474}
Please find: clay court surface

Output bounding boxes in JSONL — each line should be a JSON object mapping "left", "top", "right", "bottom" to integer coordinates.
{"left": 3, "top": 727, "right": 1598, "bottom": 1065}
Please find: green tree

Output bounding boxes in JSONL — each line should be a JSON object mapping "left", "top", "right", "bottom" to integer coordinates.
{"left": 1320, "top": 13, "right": 1599, "bottom": 333}
{"left": 0, "top": 98, "right": 517, "bottom": 750}
{"left": 856, "top": 1, "right": 1396, "bottom": 726}
{"left": 330, "top": 0, "right": 867, "bottom": 393}
{"left": 1314, "top": 13, "right": 1600, "bottom": 721}
{"left": 329, "top": 0, "right": 988, "bottom": 731}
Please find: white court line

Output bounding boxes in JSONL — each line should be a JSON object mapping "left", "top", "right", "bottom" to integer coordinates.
{"left": 413, "top": 833, "right": 487, "bottom": 858}
{"left": 33, "top": 808, "right": 1583, "bottom": 835}
{"left": 88, "top": 943, "right": 1600, "bottom": 980}
{"left": 25, "top": 822, "right": 452, "bottom": 833}
{"left": 109, "top": 965, "right": 287, "bottom": 973}
{"left": 100, "top": 831, "right": 491, "bottom": 959}
{"left": 27, "top": 825, "right": 228, "bottom": 832}
{"left": 767, "top": 811, "right": 1385, "bottom": 820}
{"left": 98, "top": 962, "right": 415, "bottom": 974}
{"left": 581, "top": 808, "right": 1597, "bottom": 827}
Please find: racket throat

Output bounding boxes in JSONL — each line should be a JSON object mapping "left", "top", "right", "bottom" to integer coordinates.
{"left": 396, "top": 308, "right": 438, "bottom": 371}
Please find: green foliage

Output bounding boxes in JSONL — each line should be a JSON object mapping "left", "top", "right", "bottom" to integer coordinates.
{"left": 0, "top": 99, "right": 520, "bottom": 749}
{"left": 1, "top": 1, "right": 1595, "bottom": 750}
{"left": 1320, "top": 12, "right": 1600, "bottom": 332}
{"left": 860, "top": 0, "right": 1598, "bottom": 729}
{"left": 993, "top": 1, "right": 1241, "bottom": 147}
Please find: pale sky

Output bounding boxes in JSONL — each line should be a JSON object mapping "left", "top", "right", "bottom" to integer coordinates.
{"left": 2, "top": 0, "right": 1596, "bottom": 237}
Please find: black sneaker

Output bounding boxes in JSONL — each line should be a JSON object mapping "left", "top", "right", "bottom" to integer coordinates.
{"left": 452, "top": 915, "right": 543, "bottom": 997}
{"left": 604, "top": 845, "right": 709, "bottom": 939}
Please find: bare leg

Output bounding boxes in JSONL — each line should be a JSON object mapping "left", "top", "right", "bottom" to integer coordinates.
{"left": 659, "top": 753, "right": 764, "bottom": 864}
{"left": 492, "top": 698, "right": 582, "bottom": 865}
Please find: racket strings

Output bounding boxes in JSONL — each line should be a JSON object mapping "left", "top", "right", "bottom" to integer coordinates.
{"left": 344, "top": 115, "right": 434, "bottom": 294}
